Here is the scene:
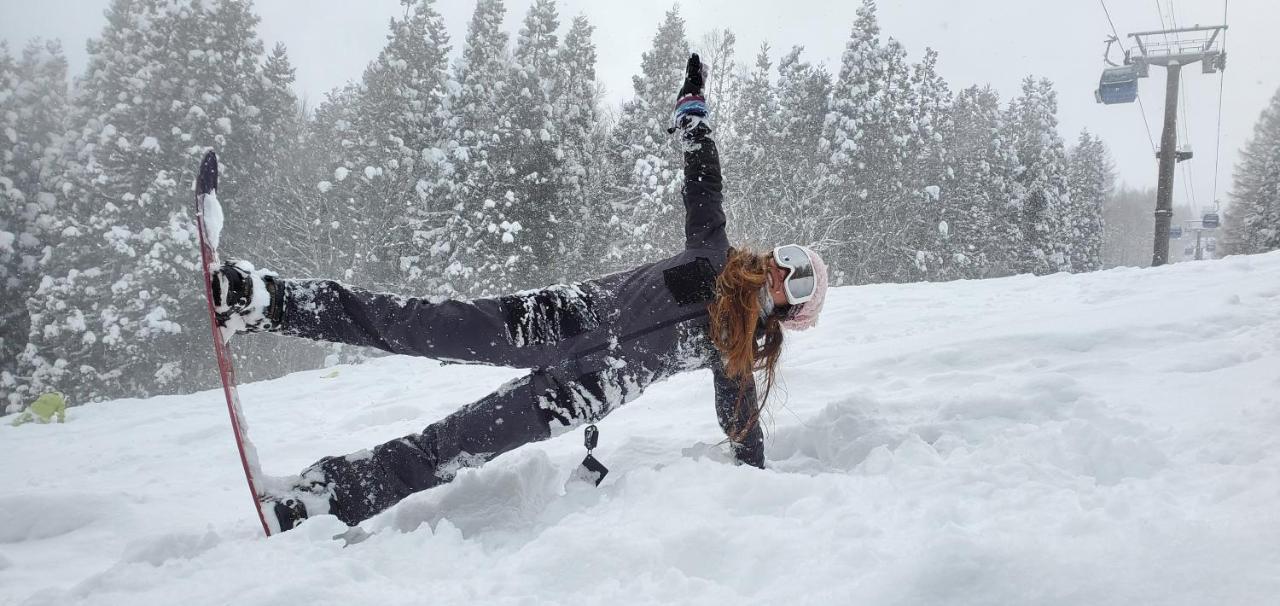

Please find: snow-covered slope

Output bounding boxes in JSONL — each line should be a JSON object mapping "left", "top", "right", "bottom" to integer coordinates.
{"left": 4, "top": 253, "right": 1280, "bottom": 606}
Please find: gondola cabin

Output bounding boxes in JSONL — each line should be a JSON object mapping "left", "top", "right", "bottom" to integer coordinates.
{"left": 1202, "top": 213, "right": 1220, "bottom": 228}
{"left": 1095, "top": 65, "right": 1139, "bottom": 105}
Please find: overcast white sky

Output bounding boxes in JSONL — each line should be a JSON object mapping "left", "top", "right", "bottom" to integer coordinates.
{"left": 3, "top": 0, "right": 1277, "bottom": 215}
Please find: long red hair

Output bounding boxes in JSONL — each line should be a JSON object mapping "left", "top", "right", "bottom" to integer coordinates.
{"left": 707, "top": 247, "right": 785, "bottom": 439}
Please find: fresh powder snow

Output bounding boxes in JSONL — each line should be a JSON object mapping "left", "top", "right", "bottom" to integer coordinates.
{"left": 3, "top": 252, "right": 1279, "bottom": 605}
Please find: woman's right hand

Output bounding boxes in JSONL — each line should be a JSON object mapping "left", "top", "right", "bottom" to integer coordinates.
{"left": 677, "top": 53, "right": 707, "bottom": 100}
{"left": 669, "top": 54, "right": 710, "bottom": 136}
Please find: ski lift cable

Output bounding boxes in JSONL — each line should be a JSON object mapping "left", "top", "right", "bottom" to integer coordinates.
{"left": 1168, "top": 0, "right": 1193, "bottom": 149}
{"left": 1178, "top": 73, "right": 1200, "bottom": 212}
{"left": 1179, "top": 155, "right": 1199, "bottom": 213}
{"left": 1154, "top": 0, "right": 1172, "bottom": 48}
{"left": 1219, "top": 0, "right": 1230, "bottom": 53}
{"left": 1210, "top": 0, "right": 1228, "bottom": 209}
{"left": 1098, "top": 0, "right": 1127, "bottom": 52}
{"left": 1171, "top": 37, "right": 1200, "bottom": 210}
{"left": 1167, "top": 0, "right": 1200, "bottom": 213}
{"left": 1151, "top": 0, "right": 1199, "bottom": 214}
{"left": 1134, "top": 97, "right": 1158, "bottom": 156}
{"left": 1098, "top": 0, "right": 1157, "bottom": 153}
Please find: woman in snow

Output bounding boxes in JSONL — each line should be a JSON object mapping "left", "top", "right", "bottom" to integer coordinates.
{"left": 212, "top": 54, "right": 829, "bottom": 532}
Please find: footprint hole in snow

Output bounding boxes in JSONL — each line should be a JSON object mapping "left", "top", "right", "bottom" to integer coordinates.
{"left": 120, "top": 530, "right": 221, "bottom": 566}
{"left": 0, "top": 494, "right": 123, "bottom": 543}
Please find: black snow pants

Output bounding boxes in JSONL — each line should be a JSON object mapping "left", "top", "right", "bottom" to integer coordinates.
{"left": 275, "top": 279, "right": 657, "bottom": 527}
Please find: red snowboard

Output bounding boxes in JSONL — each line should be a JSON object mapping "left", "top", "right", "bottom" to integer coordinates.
{"left": 194, "top": 150, "right": 273, "bottom": 536}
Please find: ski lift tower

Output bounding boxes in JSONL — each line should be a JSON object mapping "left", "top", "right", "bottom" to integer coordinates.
{"left": 1123, "top": 24, "right": 1226, "bottom": 267}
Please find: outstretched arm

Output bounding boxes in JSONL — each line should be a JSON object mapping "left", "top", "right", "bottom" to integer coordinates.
{"left": 672, "top": 54, "right": 728, "bottom": 252}
{"left": 712, "top": 362, "right": 765, "bottom": 468}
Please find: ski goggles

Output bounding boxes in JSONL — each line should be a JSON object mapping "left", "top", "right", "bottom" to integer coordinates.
{"left": 772, "top": 244, "right": 817, "bottom": 305}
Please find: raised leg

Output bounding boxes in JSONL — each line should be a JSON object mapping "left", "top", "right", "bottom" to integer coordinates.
{"left": 278, "top": 279, "right": 601, "bottom": 368}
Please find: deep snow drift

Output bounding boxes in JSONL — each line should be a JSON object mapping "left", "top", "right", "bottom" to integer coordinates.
{"left": 3, "top": 253, "right": 1279, "bottom": 605}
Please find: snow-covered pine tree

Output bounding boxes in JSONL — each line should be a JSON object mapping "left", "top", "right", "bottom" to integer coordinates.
{"left": 549, "top": 15, "right": 608, "bottom": 282}
{"left": 902, "top": 47, "right": 954, "bottom": 280}
{"left": 1005, "top": 76, "right": 1073, "bottom": 274}
{"left": 0, "top": 42, "right": 11, "bottom": 111}
{"left": 604, "top": 8, "right": 689, "bottom": 269}
{"left": 822, "top": 1, "right": 919, "bottom": 283}
{"left": 497, "top": 0, "right": 561, "bottom": 288}
{"left": 868, "top": 37, "right": 921, "bottom": 283}
{"left": 135, "top": 0, "right": 302, "bottom": 387}
{"left": 230, "top": 40, "right": 309, "bottom": 274}
{"left": 224, "top": 42, "right": 300, "bottom": 255}
{"left": 822, "top": 1, "right": 884, "bottom": 272}
{"left": 136, "top": 0, "right": 309, "bottom": 385}
{"left": 726, "top": 44, "right": 783, "bottom": 246}
{"left": 21, "top": 0, "right": 301, "bottom": 404}
{"left": 0, "top": 40, "right": 68, "bottom": 205}
{"left": 0, "top": 42, "right": 12, "bottom": 143}
{"left": 252, "top": 44, "right": 299, "bottom": 179}
{"left": 170, "top": 0, "right": 289, "bottom": 226}
{"left": 772, "top": 47, "right": 835, "bottom": 250}
{"left": 224, "top": 42, "right": 352, "bottom": 382}
{"left": 943, "top": 85, "right": 1025, "bottom": 278}
{"left": 0, "top": 40, "right": 70, "bottom": 410}
{"left": 261, "top": 84, "right": 360, "bottom": 284}
{"left": 440, "top": 0, "right": 515, "bottom": 296}
{"left": 20, "top": 0, "right": 175, "bottom": 404}
{"left": 319, "top": 0, "right": 452, "bottom": 292}
{"left": 306, "top": 96, "right": 373, "bottom": 285}
{"left": 161, "top": 0, "right": 300, "bottom": 386}
{"left": 693, "top": 28, "right": 741, "bottom": 171}
{"left": 0, "top": 42, "right": 15, "bottom": 408}
{"left": 1066, "top": 130, "right": 1112, "bottom": 272}
{"left": 1224, "top": 84, "right": 1280, "bottom": 254}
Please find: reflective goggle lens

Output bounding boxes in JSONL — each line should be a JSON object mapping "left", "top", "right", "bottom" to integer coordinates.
{"left": 773, "top": 245, "right": 816, "bottom": 304}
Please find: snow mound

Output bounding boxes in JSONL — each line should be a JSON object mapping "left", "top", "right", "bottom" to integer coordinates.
{"left": 3, "top": 252, "right": 1280, "bottom": 605}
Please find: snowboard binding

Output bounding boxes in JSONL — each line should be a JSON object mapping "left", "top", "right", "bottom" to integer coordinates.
{"left": 210, "top": 260, "right": 283, "bottom": 334}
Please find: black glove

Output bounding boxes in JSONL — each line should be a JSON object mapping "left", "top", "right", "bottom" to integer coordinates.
{"left": 677, "top": 53, "right": 707, "bottom": 100}
{"left": 668, "top": 53, "right": 710, "bottom": 135}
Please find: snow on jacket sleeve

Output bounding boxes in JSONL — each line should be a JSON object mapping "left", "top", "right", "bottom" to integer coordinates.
{"left": 682, "top": 128, "right": 728, "bottom": 252}
{"left": 712, "top": 361, "right": 765, "bottom": 468}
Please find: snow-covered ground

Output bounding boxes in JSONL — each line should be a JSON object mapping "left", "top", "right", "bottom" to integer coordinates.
{"left": 4, "top": 252, "right": 1280, "bottom": 605}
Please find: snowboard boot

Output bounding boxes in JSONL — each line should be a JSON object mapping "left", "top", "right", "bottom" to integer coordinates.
{"left": 270, "top": 497, "right": 308, "bottom": 533}
{"left": 262, "top": 472, "right": 337, "bottom": 533}
{"left": 211, "top": 260, "right": 283, "bottom": 333}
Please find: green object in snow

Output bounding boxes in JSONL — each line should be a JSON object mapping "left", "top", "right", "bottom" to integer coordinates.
{"left": 10, "top": 392, "right": 67, "bottom": 426}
